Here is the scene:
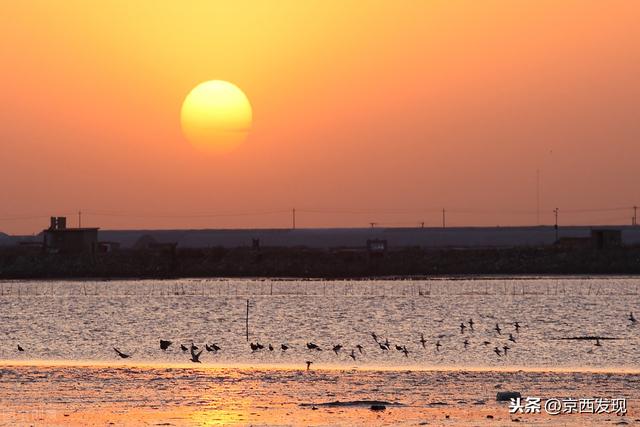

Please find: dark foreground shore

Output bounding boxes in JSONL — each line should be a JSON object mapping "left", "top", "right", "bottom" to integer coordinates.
{"left": 1, "top": 245, "right": 639, "bottom": 279}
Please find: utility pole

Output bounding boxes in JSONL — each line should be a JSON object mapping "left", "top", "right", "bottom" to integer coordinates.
{"left": 292, "top": 208, "right": 296, "bottom": 230}
{"left": 78, "top": 210, "right": 82, "bottom": 228}
{"left": 536, "top": 169, "right": 540, "bottom": 225}
{"left": 633, "top": 206, "right": 637, "bottom": 226}
{"left": 420, "top": 221, "right": 424, "bottom": 229}
{"left": 442, "top": 209, "right": 446, "bottom": 229}
{"left": 245, "top": 300, "right": 250, "bottom": 342}
{"left": 370, "top": 222, "right": 376, "bottom": 229}
{"left": 553, "top": 208, "right": 559, "bottom": 242}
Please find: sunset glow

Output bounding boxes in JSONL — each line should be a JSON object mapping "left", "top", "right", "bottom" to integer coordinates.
{"left": 1, "top": 1, "right": 639, "bottom": 232}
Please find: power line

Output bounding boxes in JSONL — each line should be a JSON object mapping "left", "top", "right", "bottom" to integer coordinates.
{"left": 2, "top": 205, "right": 640, "bottom": 229}
{"left": 297, "top": 208, "right": 443, "bottom": 215}
{"left": 0, "top": 213, "right": 75, "bottom": 221}
{"left": 561, "top": 207, "right": 631, "bottom": 214}
{"left": 81, "top": 210, "right": 290, "bottom": 219}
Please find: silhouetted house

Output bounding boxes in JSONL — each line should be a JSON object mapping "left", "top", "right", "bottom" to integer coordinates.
{"left": 97, "top": 241, "right": 120, "bottom": 253}
{"left": 133, "top": 234, "right": 177, "bottom": 254}
{"left": 367, "top": 239, "right": 387, "bottom": 257}
{"left": 16, "top": 240, "right": 43, "bottom": 255}
{"left": 555, "top": 237, "right": 591, "bottom": 248}
{"left": 43, "top": 217, "right": 98, "bottom": 254}
{"left": 149, "top": 242, "right": 178, "bottom": 252}
{"left": 591, "top": 229, "right": 622, "bottom": 250}
{"left": 18, "top": 241, "right": 44, "bottom": 249}
{"left": 133, "top": 234, "right": 158, "bottom": 250}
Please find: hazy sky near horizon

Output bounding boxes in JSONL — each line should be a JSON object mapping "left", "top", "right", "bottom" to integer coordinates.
{"left": 1, "top": 1, "right": 639, "bottom": 234}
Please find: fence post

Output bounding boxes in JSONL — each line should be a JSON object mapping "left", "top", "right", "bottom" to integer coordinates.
{"left": 246, "top": 299, "right": 250, "bottom": 342}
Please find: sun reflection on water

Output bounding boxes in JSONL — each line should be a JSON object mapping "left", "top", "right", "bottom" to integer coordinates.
{"left": 190, "top": 408, "right": 247, "bottom": 426}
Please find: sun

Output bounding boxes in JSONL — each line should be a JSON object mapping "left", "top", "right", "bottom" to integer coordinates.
{"left": 180, "top": 80, "right": 252, "bottom": 151}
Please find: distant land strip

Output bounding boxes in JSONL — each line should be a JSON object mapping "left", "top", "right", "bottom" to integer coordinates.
{"left": 1, "top": 245, "right": 640, "bottom": 279}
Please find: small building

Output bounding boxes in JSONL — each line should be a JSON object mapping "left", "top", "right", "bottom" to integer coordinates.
{"left": 97, "top": 241, "right": 121, "bottom": 253}
{"left": 43, "top": 217, "right": 98, "bottom": 254}
{"left": 367, "top": 239, "right": 387, "bottom": 256}
{"left": 18, "top": 241, "right": 44, "bottom": 249}
{"left": 133, "top": 234, "right": 158, "bottom": 250}
{"left": 148, "top": 242, "right": 178, "bottom": 252}
{"left": 554, "top": 237, "right": 591, "bottom": 248}
{"left": 591, "top": 229, "right": 622, "bottom": 250}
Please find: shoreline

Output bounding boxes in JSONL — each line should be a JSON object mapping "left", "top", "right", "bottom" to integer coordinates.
{"left": 3, "top": 359, "right": 640, "bottom": 375}
{"left": 2, "top": 272, "right": 640, "bottom": 283}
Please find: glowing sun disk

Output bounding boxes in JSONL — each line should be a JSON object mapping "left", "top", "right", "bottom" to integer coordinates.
{"left": 181, "top": 80, "right": 252, "bottom": 151}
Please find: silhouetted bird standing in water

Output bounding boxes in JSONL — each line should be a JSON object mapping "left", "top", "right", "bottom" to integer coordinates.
{"left": 305, "top": 361, "right": 313, "bottom": 371}
{"left": 268, "top": 344, "right": 274, "bottom": 351}
{"left": 503, "top": 345, "right": 510, "bottom": 355}
{"left": 190, "top": 342, "right": 199, "bottom": 352}
{"left": 468, "top": 318, "right": 474, "bottom": 330}
{"left": 307, "top": 342, "right": 321, "bottom": 351}
{"left": 514, "top": 321, "right": 521, "bottom": 332}
{"left": 17, "top": 345, "right": 24, "bottom": 352}
{"left": 495, "top": 323, "right": 502, "bottom": 335}
{"left": 435, "top": 340, "right": 442, "bottom": 352}
{"left": 463, "top": 339, "right": 469, "bottom": 349}
{"left": 494, "top": 347, "right": 502, "bottom": 357}
{"left": 460, "top": 322, "right": 466, "bottom": 334}
{"left": 371, "top": 332, "right": 378, "bottom": 342}
{"left": 630, "top": 312, "right": 637, "bottom": 323}
{"left": 378, "top": 341, "right": 390, "bottom": 351}
{"left": 281, "top": 344, "right": 289, "bottom": 351}
{"left": 395, "top": 345, "right": 403, "bottom": 351}
{"left": 420, "top": 334, "right": 426, "bottom": 349}
{"left": 350, "top": 349, "right": 356, "bottom": 361}
{"left": 402, "top": 346, "right": 409, "bottom": 358}
{"left": 595, "top": 338, "right": 602, "bottom": 347}
{"left": 482, "top": 341, "right": 491, "bottom": 346}
{"left": 190, "top": 347, "right": 203, "bottom": 363}
{"left": 205, "top": 343, "right": 220, "bottom": 352}
{"left": 160, "top": 340, "right": 172, "bottom": 350}
{"left": 180, "top": 344, "right": 188, "bottom": 352}
{"left": 250, "top": 342, "right": 265, "bottom": 351}
{"left": 508, "top": 334, "right": 516, "bottom": 343}
{"left": 356, "top": 344, "right": 364, "bottom": 354}
{"left": 333, "top": 344, "right": 342, "bottom": 355}
{"left": 113, "top": 348, "right": 131, "bottom": 359}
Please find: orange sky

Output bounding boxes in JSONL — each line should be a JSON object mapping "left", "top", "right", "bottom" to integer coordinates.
{"left": 1, "top": 1, "right": 639, "bottom": 234}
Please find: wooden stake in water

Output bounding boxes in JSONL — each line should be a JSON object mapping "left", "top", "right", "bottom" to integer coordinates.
{"left": 246, "top": 299, "right": 250, "bottom": 342}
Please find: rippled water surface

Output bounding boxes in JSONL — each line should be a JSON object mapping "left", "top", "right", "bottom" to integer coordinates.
{"left": 1, "top": 277, "right": 639, "bottom": 369}
{"left": 1, "top": 277, "right": 639, "bottom": 426}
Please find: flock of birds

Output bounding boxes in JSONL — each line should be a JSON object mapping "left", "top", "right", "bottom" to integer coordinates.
{"left": 15, "top": 312, "right": 638, "bottom": 369}
{"left": 108, "top": 317, "right": 526, "bottom": 369}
